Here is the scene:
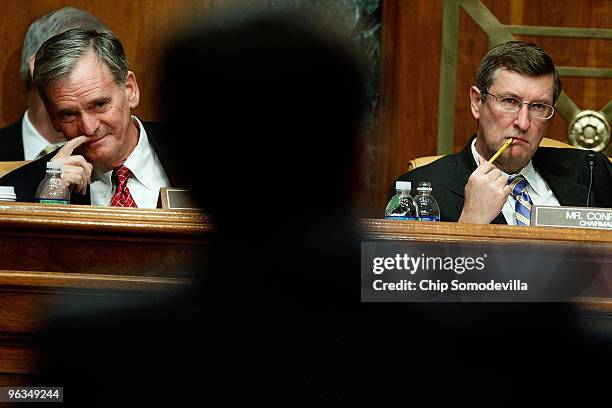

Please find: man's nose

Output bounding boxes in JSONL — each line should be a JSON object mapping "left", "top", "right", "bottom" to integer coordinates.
{"left": 79, "top": 113, "right": 100, "bottom": 136}
{"left": 513, "top": 103, "right": 530, "bottom": 131}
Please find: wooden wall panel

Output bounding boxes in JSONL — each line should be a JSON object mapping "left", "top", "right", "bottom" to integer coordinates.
{"left": 373, "top": 0, "right": 611, "bottom": 217}
{"left": 374, "top": 0, "right": 442, "bottom": 217}
{"left": 455, "top": 0, "right": 612, "bottom": 152}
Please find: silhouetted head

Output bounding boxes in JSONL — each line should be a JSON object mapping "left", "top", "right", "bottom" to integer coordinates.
{"left": 162, "top": 8, "right": 367, "bottom": 232}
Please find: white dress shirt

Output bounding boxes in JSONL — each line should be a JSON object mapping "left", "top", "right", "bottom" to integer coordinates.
{"left": 90, "top": 116, "right": 170, "bottom": 208}
{"left": 470, "top": 138, "right": 560, "bottom": 225}
{"left": 22, "top": 110, "right": 65, "bottom": 160}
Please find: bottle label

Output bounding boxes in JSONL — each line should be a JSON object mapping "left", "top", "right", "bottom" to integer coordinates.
{"left": 385, "top": 215, "right": 417, "bottom": 221}
{"left": 36, "top": 199, "right": 70, "bottom": 205}
{"left": 419, "top": 215, "right": 440, "bottom": 221}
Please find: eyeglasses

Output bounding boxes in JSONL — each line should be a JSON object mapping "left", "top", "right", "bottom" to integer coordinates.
{"left": 479, "top": 90, "right": 555, "bottom": 120}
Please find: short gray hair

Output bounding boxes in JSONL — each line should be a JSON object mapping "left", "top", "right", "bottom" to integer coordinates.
{"left": 21, "top": 7, "right": 110, "bottom": 90}
{"left": 33, "top": 29, "right": 128, "bottom": 106}
{"left": 476, "top": 41, "right": 562, "bottom": 104}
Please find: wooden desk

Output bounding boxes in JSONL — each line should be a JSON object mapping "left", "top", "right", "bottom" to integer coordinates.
{"left": 359, "top": 218, "right": 612, "bottom": 245}
{"left": 359, "top": 218, "right": 612, "bottom": 310}
{"left": 2, "top": 211, "right": 611, "bottom": 383}
{"left": 0, "top": 202, "right": 213, "bottom": 385}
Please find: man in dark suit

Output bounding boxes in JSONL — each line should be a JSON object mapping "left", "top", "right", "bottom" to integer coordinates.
{"left": 0, "top": 7, "right": 109, "bottom": 161}
{"left": 0, "top": 29, "right": 177, "bottom": 207}
{"left": 0, "top": 122, "right": 175, "bottom": 205}
{"left": 397, "top": 41, "right": 612, "bottom": 224}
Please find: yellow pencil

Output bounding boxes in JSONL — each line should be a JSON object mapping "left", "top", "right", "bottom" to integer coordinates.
{"left": 488, "top": 138, "right": 513, "bottom": 164}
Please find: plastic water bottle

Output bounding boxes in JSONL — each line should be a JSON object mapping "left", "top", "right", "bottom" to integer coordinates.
{"left": 385, "top": 181, "right": 418, "bottom": 220}
{"left": 414, "top": 182, "right": 440, "bottom": 221}
{"left": 35, "top": 162, "right": 70, "bottom": 205}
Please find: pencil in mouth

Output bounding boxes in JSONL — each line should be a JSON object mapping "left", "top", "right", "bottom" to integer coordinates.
{"left": 488, "top": 138, "right": 514, "bottom": 164}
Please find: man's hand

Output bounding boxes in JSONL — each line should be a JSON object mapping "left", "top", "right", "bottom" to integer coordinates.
{"left": 51, "top": 136, "right": 93, "bottom": 195}
{"left": 458, "top": 157, "right": 512, "bottom": 224}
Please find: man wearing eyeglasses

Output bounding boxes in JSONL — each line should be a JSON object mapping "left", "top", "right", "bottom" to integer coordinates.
{"left": 396, "top": 41, "right": 612, "bottom": 224}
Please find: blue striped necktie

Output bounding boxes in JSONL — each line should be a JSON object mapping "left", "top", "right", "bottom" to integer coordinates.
{"left": 508, "top": 175, "right": 533, "bottom": 226}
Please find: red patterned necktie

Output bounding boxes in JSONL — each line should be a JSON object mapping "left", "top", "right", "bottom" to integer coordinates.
{"left": 110, "top": 165, "right": 137, "bottom": 207}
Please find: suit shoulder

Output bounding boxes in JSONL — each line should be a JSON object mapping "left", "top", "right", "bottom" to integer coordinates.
{"left": 0, "top": 119, "right": 21, "bottom": 135}
{"left": 535, "top": 146, "right": 611, "bottom": 167}
{"left": 536, "top": 146, "right": 583, "bottom": 157}
{"left": 142, "top": 121, "right": 168, "bottom": 136}
{"left": 0, "top": 157, "right": 42, "bottom": 180}
{"left": 0, "top": 119, "right": 24, "bottom": 161}
{"left": 0, "top": 157, "right": 47, "bottom": 202}
{"left": 397, "top": 153, "right": 460, "bottom": 182}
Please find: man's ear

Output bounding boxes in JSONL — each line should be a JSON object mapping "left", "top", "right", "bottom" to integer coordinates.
{"left": 469, "top": 86, "right": 482, "bottom": 120}
{"left": 125, "top": 71, "right": 140, "bottom": 109}
{"left": 51, "top": 119, "right": 63, "bottom": 133}
{"left": 28, "top": 55, "right": 36, "bottom": 79}
{"left": 38, "top": 90, "right": 61, "bottom": 131}
{"left": 48, "top": 109, "right": 63, "bottom": 132}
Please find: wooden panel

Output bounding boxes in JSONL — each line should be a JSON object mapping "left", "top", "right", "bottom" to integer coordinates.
{"left": 0, "top": 373, "right": 33, "bottom": 387}
{"left": 0, "top": 203, "right": 212, "bottom": 276}
{"left": 455, "top": 0, "right": 612, "bottom": 152}
{"left": 0, "top": 344, "right": 38, "bottom": 375}
{"left": 0, "top": 285, "right": 195, "bottom": 383}
{"left": 374, "top": 0, "right": 443, "bottom": 217}
{"left": 0, "top": 203, "right": 210, "bottom": 381}
{"left": 359, "top": 217, "right": 612, "bottom": 243}
{"left": 374, "top": 0, "right": 611, "bottom": 217}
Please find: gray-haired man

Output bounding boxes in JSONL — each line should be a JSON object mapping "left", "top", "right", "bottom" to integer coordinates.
{"left": 0, "top": 29, "right": 175, "bottom": 208}
{"left": 0, "top": 7, "right": 109, "bottom": 160}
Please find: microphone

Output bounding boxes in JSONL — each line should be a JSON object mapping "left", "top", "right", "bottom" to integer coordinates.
{"left": 585, "top": 153, "right": 597, "bottom": 207}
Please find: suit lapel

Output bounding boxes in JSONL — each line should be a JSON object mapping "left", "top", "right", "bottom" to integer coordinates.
{"left": 537, "top": 167, "right": 588, "bottom": 207}
{"left": 0, "top": 117, "right": 26, "bottom": 161}
{"left": 143, "top": 122, "right": 183, "bottom": 188}
{"left": 450, "top": 138, "right": 476, "bottom": 209}
{"left": 534, "top": 150, "right": 588, "bottom": 207}
{"left": 539, "top": 172, "right": 587, "bottom": 207}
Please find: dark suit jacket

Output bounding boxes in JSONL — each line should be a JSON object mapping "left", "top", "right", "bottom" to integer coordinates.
{"left": 0, "top": 122, "right": 182, "bottom": 204}
{"left": 397, "top": 136, "right": 612, "bottom": 223}
{"left": 0, "top": 117, "right": 25, "bottom": 161}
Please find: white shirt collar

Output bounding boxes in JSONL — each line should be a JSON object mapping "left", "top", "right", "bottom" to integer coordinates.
{"left": 122, "top": 116, "right": 155, "bottom": 191}
{"left": 21, "top": 110, "right": 64, "bottom": 160}
{"left": 92, "top": 116, "right": 154, "bottom": 191}
{"left": 89, "top": 116, "right": 170, "bottom": 208}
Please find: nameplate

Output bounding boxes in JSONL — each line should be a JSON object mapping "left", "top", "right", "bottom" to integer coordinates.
{"left": 158, "top": 188, "right": 202, "bottom": 210}
{"left": 532, "top": 206, "right": 612, "bottom": 230}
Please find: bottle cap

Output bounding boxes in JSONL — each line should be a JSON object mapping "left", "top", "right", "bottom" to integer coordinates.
{"left": 417, "top": 181, "right": 432, "bottom": 191}
{"left": 46, "top": 161, "right": 62, "bottom": 171}
{"left": 395, "top": 181, "right": 411, "bottom": 191}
